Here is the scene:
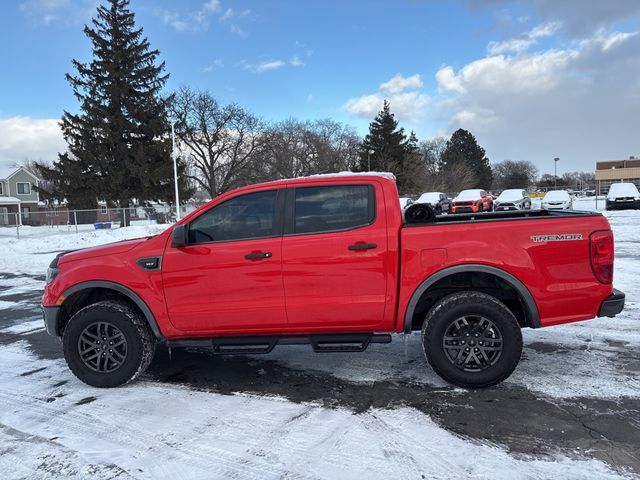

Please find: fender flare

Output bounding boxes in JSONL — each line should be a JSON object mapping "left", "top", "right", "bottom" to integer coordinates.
{"left": 403, "top": 264, "right": 540, "bottom": 333}
{"left": 62, "top": 280, "right": 164, "bottom": 339}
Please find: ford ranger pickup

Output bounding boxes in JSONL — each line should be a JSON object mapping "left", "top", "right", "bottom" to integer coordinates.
{"left": 41, "top": 173, "right": 625, "bottom": 388}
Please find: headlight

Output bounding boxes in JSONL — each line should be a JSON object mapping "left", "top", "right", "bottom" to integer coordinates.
{"left": 46, "top": 267, "right": 60, "bottom": 284}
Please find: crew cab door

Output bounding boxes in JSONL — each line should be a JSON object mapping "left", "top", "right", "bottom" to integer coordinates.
{"left": 281, "top": 181, "right": 390, "bottom": 330}
{"left": 161, "top": 189, "right": 286, "bottom": 333}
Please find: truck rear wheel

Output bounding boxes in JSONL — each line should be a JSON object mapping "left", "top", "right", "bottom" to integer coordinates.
{"left": 62, "top": 301, "right": 155, "bottom": 388}
{"left": 421, "top": 292, "right": 522, "bottom": 388}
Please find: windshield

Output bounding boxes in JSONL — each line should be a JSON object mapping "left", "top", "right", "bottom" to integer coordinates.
{"left": 497, "top": 189, "right": 525, "bottom": 201}
{"left": 543, "top": 190, "right": 570, "bottom": 201}
{"left": 455, "top": 189, "right": 483, "bottom": 201}
{"left": 607, "top": 183, "right": 640, "bottom": 198}
{"left": 417, "top": 192, "right": 441, "bottom": 203}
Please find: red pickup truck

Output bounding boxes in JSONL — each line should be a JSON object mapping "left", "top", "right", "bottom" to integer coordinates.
{"left": 42, "top": 173, "right": 625, "bottom": 389}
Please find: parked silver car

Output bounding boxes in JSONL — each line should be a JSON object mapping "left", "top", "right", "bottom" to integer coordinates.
{"left": 542, "top": 190, "right": 572, "bottom": 210}
{"left": 494, "top": 189, "right": 531, "bottom": 211}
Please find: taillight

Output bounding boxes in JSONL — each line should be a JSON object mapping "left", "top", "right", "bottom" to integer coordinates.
{"left": 590, "top": 230, "right": 614, "bottom": 284}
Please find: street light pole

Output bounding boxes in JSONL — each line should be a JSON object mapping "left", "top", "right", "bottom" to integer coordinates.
{"left": 367, "top": 149, "right": 374, "bottom": 171}
{"left": 554, "top": 157, "right": 560, "bottom": 189}
{"left": 171, "top": 121, "right": 181, "bottom": 221}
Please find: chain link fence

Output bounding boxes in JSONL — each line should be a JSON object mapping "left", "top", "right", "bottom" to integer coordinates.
{"left": 0, "top": 204, "right": 199, "bottom": 239}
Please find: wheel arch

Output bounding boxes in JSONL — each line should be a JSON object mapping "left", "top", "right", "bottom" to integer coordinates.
{"left": 60, "top": 281, "right": 163, "bottom": 339}
{"left": 403, "top": 264, "right": 540, "bottom": 333}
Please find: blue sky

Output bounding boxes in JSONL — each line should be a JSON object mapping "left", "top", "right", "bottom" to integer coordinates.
{"left": 1, "top": 0, "right": 639, "bottom": 174}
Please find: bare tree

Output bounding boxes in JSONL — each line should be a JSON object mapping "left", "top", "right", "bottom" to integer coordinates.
{"left": 492, "top": 160, "right": 539, "bottom": 190}
{"left": 170, "top": 86, "right": 264, "bottom": 198}
{"left": 246, "top": 118, "right": 359, "bottom": 182}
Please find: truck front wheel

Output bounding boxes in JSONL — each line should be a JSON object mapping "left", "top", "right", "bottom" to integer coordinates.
{"left": 422, "top": 292, "right": 522, "bottom": 388}
{"left": 62, "top": 301, "right": 155, "bottom": 388}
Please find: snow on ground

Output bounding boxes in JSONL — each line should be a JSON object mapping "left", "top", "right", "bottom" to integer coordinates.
{"left": 0, "top": 222, "right": 170, "bottom": 276}
{"left": 0, "top": 341, "right": 629, "bottom": 480}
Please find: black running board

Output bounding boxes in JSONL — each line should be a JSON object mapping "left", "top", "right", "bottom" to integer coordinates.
{"left": 166, "top": 333, "right": 392, "bottom": 354}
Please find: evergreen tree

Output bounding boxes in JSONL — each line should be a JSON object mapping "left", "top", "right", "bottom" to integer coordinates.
{"left": 358, "top": 100, "right": 409, "bottom": 187}
{"left": 358, "top": 101, "right": 406, "bottom": 172}
{"left": 441, "top": 129, "right": 493, "bottom": 189}
{"left": 36, "top": 0, "right": 189, "bottom": 225}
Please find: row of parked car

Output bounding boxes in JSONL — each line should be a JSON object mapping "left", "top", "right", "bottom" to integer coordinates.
{"left": 401, "top": 181, "right": 640, "bottom": 215}
{"left": 401, "top": 188, "right": 534, "bottom": 214}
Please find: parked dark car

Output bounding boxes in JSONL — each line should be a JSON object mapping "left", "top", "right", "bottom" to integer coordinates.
{"left": 494, "top": 189, "right": 532, "bottom": 211}
{"left": 415, "top": 191, "right": 451, "bottom": 214}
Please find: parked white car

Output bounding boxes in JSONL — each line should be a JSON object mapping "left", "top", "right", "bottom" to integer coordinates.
{"left": 399, "top": 197, "right": 414, "bottom": 209}
{"left": 542, "top": 190, "right": 572, "bottom": 210}
{"left": 494, "top": 189, "right": 531, "bottom": 211}
{"left": 415, "top": 192, "right": 451, "bottom": 214}
{"left": 606, "top": 183, "right": 640, "bottom": 211}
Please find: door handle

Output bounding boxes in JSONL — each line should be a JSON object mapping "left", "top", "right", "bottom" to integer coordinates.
{"left": 348, "top": 243, "right": 377, "bottom": 251}
{"left": 244, "top": 251, "right": 272, "bottom": 260}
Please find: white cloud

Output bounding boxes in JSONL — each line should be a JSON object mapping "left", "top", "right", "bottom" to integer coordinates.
{"left": 290, "top": 56, "right": 305, "bottom": 67}
{"left": 241, "top": 60, "right": 286, "bottom": 73}
{"left": 434, "top": 26, "right": 640, "bottom": 172}
{"left": 342, "top": 74, "right": 429, "bottom": 122}
{"left": 306, "top": 94, "right": 314, "bottom": 103}
{"left": 380, "top": 74, "right": 423, "bottom": 94}
{"left": 229, "top": 24, "right": 248, "bottom": 37}
{"left": 202, "top": 58, "right": 224, "bottom": 72}
{"left": 20, "top": 0, "right": 98, "bottom": 26}
{"left": 0, "top": 117, "right": 65, "bottom": 169}
{"left": 437, "top": 49, "right": 576, "bottom": 96}
{"left": 487, "top": 21, "right": 560, "bottom": 55}
{"left": 220, "top": 7, "right": 250, "bottom": 21}
{"left": 160, "top": 0, "right": 222, "bottom": 32}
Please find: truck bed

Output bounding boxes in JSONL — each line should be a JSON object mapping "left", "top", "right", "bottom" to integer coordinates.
{"left": 404, "top": 208, "right": 601, "bottom": 226}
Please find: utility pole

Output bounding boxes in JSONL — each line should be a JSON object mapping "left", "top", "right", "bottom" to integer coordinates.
{"left": 171, "top": 121, "right": 181, "bottom": 220}
{"left": 554, "top": 157, "right": 560, "bottom": 189}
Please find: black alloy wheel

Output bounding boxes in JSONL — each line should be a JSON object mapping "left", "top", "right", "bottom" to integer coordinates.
{"left": 441, "top": 315, "right": 502, "bottom": 372}
{"left": 77, "top": 322, "right": 128, "bottom": 373}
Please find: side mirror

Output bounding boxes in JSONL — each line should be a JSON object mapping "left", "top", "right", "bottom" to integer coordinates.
{"left": 171, "top": 224, "right": 188, "bottom": 248}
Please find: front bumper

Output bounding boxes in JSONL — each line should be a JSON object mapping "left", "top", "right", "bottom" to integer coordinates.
{"left": 42, "top": 306, "right": 61, "bottom": 337}
{"left": 598, "top": 289, "right": 625, "bottom": 318}
{"left": 606, "top": 200, "right": 640, "bottom": 210}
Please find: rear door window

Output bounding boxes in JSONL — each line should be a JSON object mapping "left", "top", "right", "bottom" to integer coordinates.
{"left": 293, "top": 185, "right": 374, "bottom": 234}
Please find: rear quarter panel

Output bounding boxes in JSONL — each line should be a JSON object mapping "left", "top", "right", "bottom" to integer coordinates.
{"left": 398, "top": 214, "right": 614, "bottom": 329}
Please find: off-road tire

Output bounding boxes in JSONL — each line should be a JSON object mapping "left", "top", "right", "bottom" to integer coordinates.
{"left": 422, "top": 291, "right": 522, "bottom": 388}
{"left": 62, "top": 300, "right": 155, "bottom": 388}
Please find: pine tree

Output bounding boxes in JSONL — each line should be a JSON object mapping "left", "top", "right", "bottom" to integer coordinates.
{"left": 358, "top": 100, "right": 408, "bottom": 182}
{"left": 441, "top": 129, "right": 493, "bottom": 189}
{"left": 36, "top": 0, "right": 189, "bottom": 225}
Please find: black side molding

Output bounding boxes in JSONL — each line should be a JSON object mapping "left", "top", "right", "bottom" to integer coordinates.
{"left": 598, "top": 289, "right": 625, "bottom": 318}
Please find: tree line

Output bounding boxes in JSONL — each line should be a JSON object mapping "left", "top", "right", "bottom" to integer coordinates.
{"left": 34, "top": 0, "right": 586, "bottom": 226}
